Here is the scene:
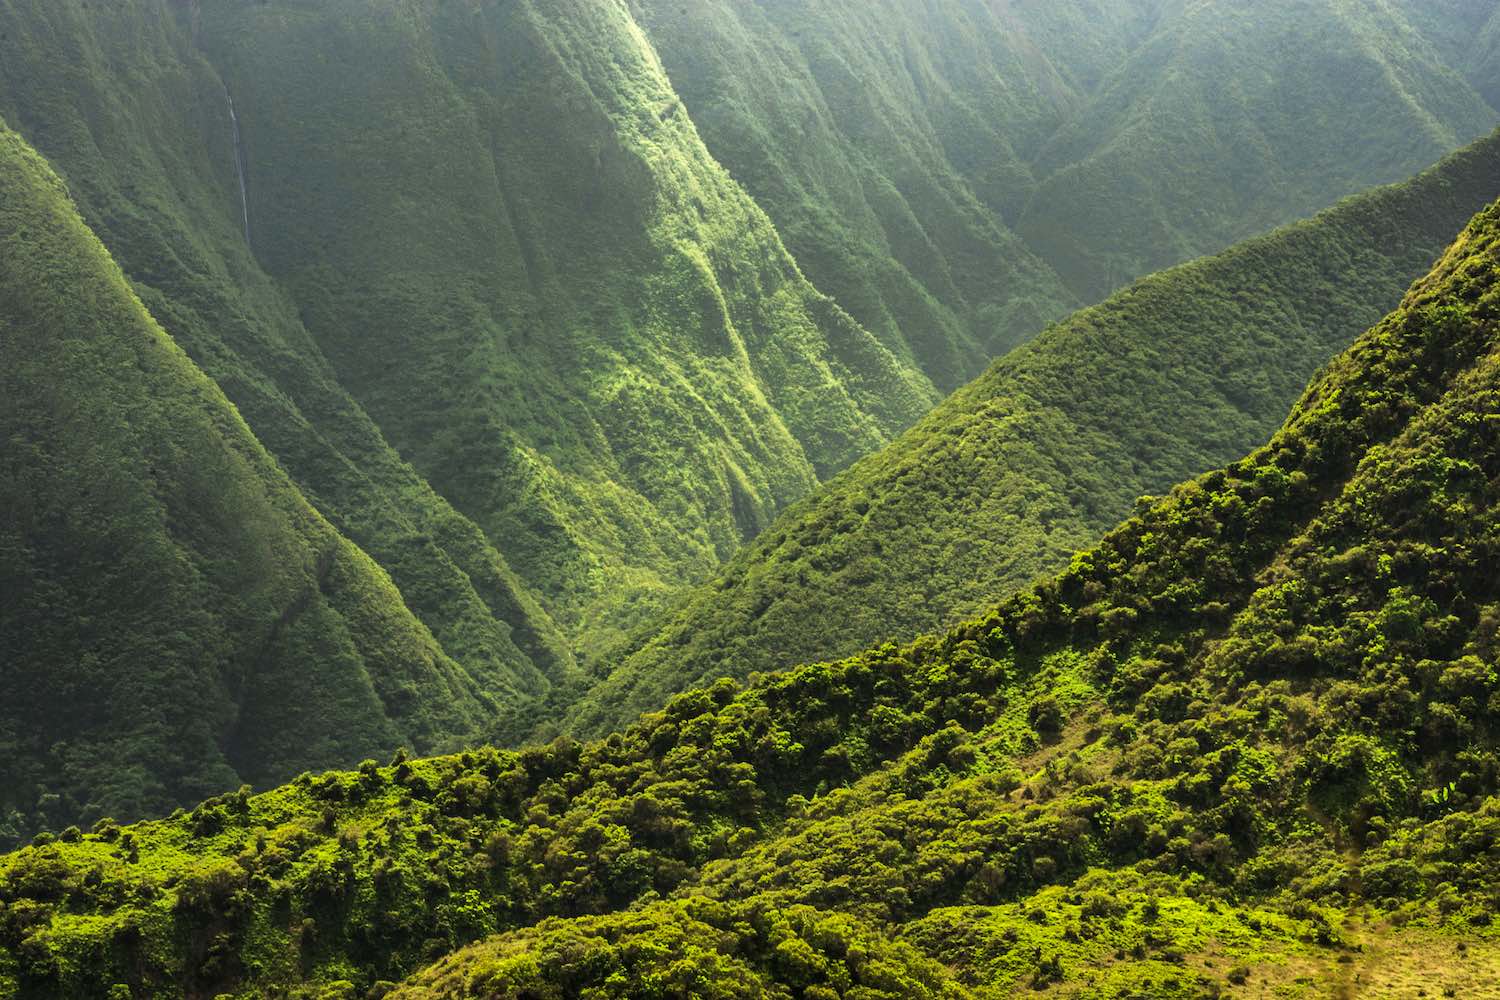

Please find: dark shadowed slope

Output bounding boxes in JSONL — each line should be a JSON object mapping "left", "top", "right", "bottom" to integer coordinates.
{"left": 0, "top": 0, "right": 578, "bottom": 727}
{"left": 0, "top": 120, "right": 494, "bottom": 840}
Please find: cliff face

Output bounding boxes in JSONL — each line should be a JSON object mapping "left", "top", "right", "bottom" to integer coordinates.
{"left": 191, "top": 0, "right": 933, "bottom": 656}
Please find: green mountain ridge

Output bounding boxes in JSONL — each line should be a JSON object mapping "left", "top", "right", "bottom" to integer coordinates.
{"left": 0, "top": 119, "right": 493, "bottom": 846}
{"left": 569, "top": 128, "right": 1500, "bottom": 739}
{"left": 5, "top": 194, "right": 1500, "bottom": 1000}
{"left": 1016, "top": 0, "right": 1498, "bottom": 300}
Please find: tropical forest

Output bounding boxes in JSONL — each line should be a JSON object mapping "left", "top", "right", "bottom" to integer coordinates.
{"left": 4, "top": 1, "right": 1500, "bottom": 997}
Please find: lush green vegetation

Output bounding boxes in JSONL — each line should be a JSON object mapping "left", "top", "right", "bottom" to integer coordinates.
{"left": 570, "top": 130, "right": 1500, "bottom": 737}
{"left": 640, "top": 0, "right": 1497, "bottom": 359}
{"left": 5, "top": 197, "right": 1500, "bottom": 999}
{"left": 0, "top": 0, "right": 932, "bottom": 668}
{"left": 0, "top": 0, "right": 934, "bottom": 835}
{"left": 628, "top": 0, "right": 1086, "bottom": 388}
{"left": 5, "top": 0, "right": 1500, "bottom": 860}
{"left": 392, "top": 901, "right": 969, "bottom": 1000}
{"left": 193, "top": 0, "right": 941, "bottom": 659}
{"left": 1396, "top": 0, "right": 1500, "bottom": 112}
{"left": 0, "top": 0, "right": 582, "bottom": 839}
{"left": 1014, "top": 0, "right": 1498, "bottom": 300}
{"left": 0, "top": 120, "right": 497, "bottom": 859}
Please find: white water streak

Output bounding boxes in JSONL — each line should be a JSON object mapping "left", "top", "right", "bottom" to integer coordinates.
{"left": 226, "top": 89, "right": 251, "bottom": 246}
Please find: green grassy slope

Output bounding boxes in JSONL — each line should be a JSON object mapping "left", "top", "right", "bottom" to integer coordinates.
{"left": 192, "top": 0, "right": 933, "bottom": 656}
{"left": 1018, "top": 0, "right": 1498, "bottom": 301}
{"left": 0, "top": 0, "right": 579, "bottom": 731}
{"left": 0, "top": 120, "right": 497, "bottom": 851}
{"left": 567, "top": 131, "right": 1500, "bottom": 738}
{"left": 5, "top": 199, "right": 1500, "bottom": 1000}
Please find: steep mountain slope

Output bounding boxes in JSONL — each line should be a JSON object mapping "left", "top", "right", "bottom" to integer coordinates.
{"left": 1477, "top": 10, "right": 1500, "bottom": 108}
{"left": 636, "top": 0, "right": 1497, "bottom": 367}
{"left": 627, "top": 0, "right": 1091, "bottom": 387}
{"left": 5, "top": 0, "right": 1500, "bottom": 841}
{"left": 1018, "top": 0, "right": 1498, "bottom": 300}
{"left": 568, "top": 130, "right": 1500, "bottom": 738}
{"left": 193, "top": 0, "right": 932, "bottom": 654}
{"left": 1396, "top": 0, "right": 1500, "bottom": 111}
{"left": 0, "top": 0, "right": 578, "bottom": 731}
{"left": 0, "top": 121, "right": 495, "bottom": 849}
{"left": 0, "top": 0, "right": 931, "bottom": 810}
{"left": 5, "top": 199, "right": 1500, "bottom": 1000}
{"left": 0, "top": 0, "right": 934, "bottom": 681}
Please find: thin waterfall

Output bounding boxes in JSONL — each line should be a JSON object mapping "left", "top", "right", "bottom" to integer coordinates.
{"left": 225, "top": 88, "right": 251, "bottom": 246}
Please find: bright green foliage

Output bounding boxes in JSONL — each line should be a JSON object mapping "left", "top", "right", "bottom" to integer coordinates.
{"left": 572, "top": 130, "right": 1500, "bottom": 737}
{"left": 390, "top": 900, "right": 969, "bottom": 999}
{"left": 0, "top": 122, "right": 491, "bottom": 859}
{"left": 193, "top": 0, "right": 933, "bottom": 655}
{"left": 905, "top": 875, "right": 1327, "bottom": 998}
{"left": 5, "top": 201, "right": 1500, "bottom": 999}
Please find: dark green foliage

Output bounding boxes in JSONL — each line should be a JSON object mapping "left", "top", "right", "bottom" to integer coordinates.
{"left": 0, "top": 121, "right": 484, "bottom": 862}
{"left": 0, "top": 0, "right": 581, "bottom": 828}
{"left": 5, "top": 0, "right": 1500, "bottom": 906}
{"left": 6, "top": 201, "right": 1500, "bottom": 998}
{"left": 572, "top": 130, "right": 1500, "bottom": 737}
